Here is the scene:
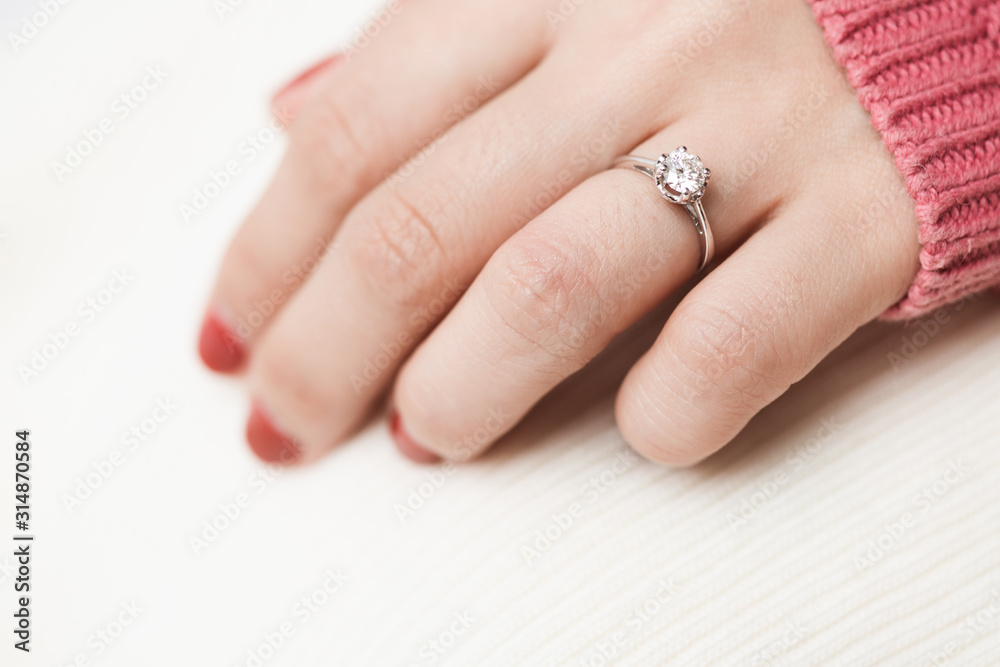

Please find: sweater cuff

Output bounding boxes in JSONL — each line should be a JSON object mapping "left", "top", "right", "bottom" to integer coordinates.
{"left": 807, "top": 0, "right": 1000, "bottom": 319}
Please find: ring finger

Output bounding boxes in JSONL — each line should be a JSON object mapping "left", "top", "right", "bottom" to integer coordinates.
{"left": 389, "top": 118, "right": 794, "bottom": 461}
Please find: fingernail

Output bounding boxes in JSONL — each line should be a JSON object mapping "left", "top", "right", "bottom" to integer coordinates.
{"left": 246, "top": 400, "right": 302, "bottom": 465}
{"left": 390, "top": 411, "right": 441, "bottom": 464}
{"left": 198, "top": 308, "right": 245, "bottom": 373}
{"left": 271, "top": 54, "right": 342, "bottom": 116}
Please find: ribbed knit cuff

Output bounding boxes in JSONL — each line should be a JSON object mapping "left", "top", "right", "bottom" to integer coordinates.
{"left": 807, "top": 0, "right": 1000, "bottom": 318}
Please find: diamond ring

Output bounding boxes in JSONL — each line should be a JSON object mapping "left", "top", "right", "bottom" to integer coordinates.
{"left": 613, "top": 147, "right": 715, "bottom": 272}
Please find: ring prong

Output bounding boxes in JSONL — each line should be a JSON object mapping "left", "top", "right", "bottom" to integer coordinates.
{"left": 678, "top": 145, "right": 687, "bottom": 152}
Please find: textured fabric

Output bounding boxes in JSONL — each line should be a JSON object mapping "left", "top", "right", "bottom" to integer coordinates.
{"left": 808, "top": 0, "right": 1000, "bottom": 318}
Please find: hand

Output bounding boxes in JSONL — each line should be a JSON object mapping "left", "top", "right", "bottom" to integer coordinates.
{"left": 199, "top": 0, "right": 920, "bottom": 466}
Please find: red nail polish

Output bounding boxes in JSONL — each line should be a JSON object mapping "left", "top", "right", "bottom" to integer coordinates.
{"left": 246, "top": 401, "right": 302, "bottom": 465}
{"left": 198, "top": 309, "right": 245, "bottom": 373}
{"left": 390, "top": 411, "right": 441, "bottom": 464}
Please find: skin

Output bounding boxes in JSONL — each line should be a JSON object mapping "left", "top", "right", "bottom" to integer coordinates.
{"left": 201, "top": 0, "right": 921, "bottom": 466}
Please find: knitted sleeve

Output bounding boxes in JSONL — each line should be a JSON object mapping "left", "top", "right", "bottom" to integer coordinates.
{"left": 807, "top": 0, "right": 1000, "bottom": 319}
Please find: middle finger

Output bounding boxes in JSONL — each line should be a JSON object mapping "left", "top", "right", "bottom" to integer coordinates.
{"left": 243, "top": 45, "right": 658, "bottom": 462}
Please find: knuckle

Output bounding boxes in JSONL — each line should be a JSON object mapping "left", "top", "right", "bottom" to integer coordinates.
{"left": 291, "top": 96, "right": 373, "bottom": 194}
{"left": 353, "top": 189, "right": 449, "bottom": 310}
{"left": 669, "top": 300, "right": 786, "bottom": 414}
{"left": 486, "top": 232, "right": 602, "bottom": 363}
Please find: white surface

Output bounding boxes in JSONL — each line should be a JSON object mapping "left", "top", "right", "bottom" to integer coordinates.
{"left": 2, "top": 1, "right": 1000, "bottom": 665}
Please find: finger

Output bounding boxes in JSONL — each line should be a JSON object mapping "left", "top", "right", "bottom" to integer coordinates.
{"left": 242, "top": 43, "right": 671, "bottom": 463}
{"left": 615, "top": 178, "right": 920, "bottom": 466}
{"left": 270, "top": 54, "right": 343, "bottom": 123}
{"left": 386, "top": 118, "right": 785, "bottom": 461}
{"left": 198, "top": 0, "right": 553, "bottom": 372}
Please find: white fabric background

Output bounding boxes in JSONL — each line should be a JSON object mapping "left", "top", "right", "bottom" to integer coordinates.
{"left": 2, "top": 0, "right": 1000, "bottom": 665}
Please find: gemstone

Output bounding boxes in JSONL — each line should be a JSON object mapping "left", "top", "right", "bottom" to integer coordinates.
{"left": 658, "top": 147, "right": 707, "bottom": 197}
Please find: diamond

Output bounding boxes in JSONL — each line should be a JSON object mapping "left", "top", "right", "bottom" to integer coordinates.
{"left": 656, "top": 147, "right": 708, "bottom": 201}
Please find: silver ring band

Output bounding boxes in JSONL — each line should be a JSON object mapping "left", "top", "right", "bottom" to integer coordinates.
{"left": 613, "top": 147, "right": 715, "bottom": 272}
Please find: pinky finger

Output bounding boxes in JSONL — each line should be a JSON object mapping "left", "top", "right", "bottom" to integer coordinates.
{"left": 616, "top": 188, "right": 920, "bottom": 466}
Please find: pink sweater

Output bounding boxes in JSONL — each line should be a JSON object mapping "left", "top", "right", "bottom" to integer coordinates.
{"left": 808, "top": 0, "right": 1000, "bottom": 318}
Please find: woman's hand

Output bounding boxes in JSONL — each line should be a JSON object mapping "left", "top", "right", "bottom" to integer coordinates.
{"left": 199, "top": 0, "right": 920, "bottom": 466}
